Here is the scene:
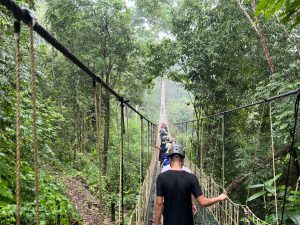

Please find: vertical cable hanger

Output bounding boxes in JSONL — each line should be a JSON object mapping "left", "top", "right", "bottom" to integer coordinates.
{"left": 148, "top": 121, "right": 150, "bottom": 166}
{"left": 269, "top": 102, "right": 279, "bottom": 225}
{"left": 120, "top": 100, "right": 125, "bottom": 225}
{"left": 29, "top": 17, "right": 40, "bottom": 225}
{"left": 190, "top": 121, "right": 194, "bottom": 166}
{"left": 200, "top": 118, "right": 204, "bottom": 168}
{"left": 221, "top": 113, "right": 225, "bottom": 190}
{"left": 93, "top": 80, "right": 103, "bottom": 221}
{"left": 140, "top": 116, "right": 144, "bottom": 184}
{"left": 185, "top": 122, "right": 188, "bottom": 149}
{"left": 280, "top": 91, "right": 300, "bottom": 225}
{"left": 14, "top": 17, "right": 21, "bottom": 225}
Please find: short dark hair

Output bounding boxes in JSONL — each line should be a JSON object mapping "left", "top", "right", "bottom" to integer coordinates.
{"left": 170, "top": 154, "right": 184, "bottom": 162}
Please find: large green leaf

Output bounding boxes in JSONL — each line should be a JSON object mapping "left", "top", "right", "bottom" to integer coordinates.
{"left": 264, "top": 173, "right": 282, "bottom": 186}
{"left": 265, "top": 185, "right": 276, "bottom": 194}
{"left": 247, "top": 183, "right": 264, "bottom": 189}
{"left": 288, "top": 212, "right": 300, "bottom": 224}
{"left": 246, "top": 191, "right": 266, "bottom": 202}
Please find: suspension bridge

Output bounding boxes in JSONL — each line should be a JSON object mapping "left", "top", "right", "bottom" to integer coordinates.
{"left": 1, "top": 1, "right": 299, "bottom": 225}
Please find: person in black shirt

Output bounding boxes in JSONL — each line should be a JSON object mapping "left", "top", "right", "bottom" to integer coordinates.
{"left": 154, "top": 145, "right": 228, "bottom": 225}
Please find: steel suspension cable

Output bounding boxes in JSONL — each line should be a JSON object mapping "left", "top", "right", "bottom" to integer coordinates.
{"left": 280, "top": 91, "right": 300, "bottom": 225}
{"left": 14, "top": 17, "right": 21, "bottom": 225}
{"left": 30, "top": 22, "right": 40, "bottom": 225}
{"left": 269, "top": 102, "right": 279, "bottom": 225}
{"left": 93, "top": 80, "right": 103, "bottom": 221}
{"left": 120, "top": 101, "right": 125, "bottom": 225}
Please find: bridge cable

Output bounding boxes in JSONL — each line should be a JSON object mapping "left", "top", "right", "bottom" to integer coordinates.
{"left": 269, "top": 102, "right": 279, "bottom": 225}
{"left": 280, "top": 90, "right": 300, "bottom": 225}
{"left": 30, "top": 21, "right": 40, "bottom": 225}
{"left": 14, "top": 17, "right": 21, "bottom": 225}
{"left": 174, "top": 89, "right": 300, "bottom": 126}
{"left": 120, "top": 101, "right": 125, "bottom": 225}
{"left": 93, "top": 80, "right": 103, "bottom": 221}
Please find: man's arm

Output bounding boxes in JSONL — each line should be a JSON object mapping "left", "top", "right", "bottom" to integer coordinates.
{"left": 196, "top": 193, "right": 228, "bottom": 207}
{"left": 154, "top": 196, "right": 164, "bottom": 225}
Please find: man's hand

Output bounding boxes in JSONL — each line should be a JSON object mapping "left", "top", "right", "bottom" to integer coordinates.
{"left": 197, "top": 193, "right": 228, "bottom": 207}
{"left": 218, "top": 193, "right": 228, "bottom": 201}
{"left": 192, "top": 205, "right": 197, "bottom": 215}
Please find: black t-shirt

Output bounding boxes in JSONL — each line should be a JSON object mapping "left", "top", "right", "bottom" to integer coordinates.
{"left": 157, "top": 170, "right": 203, "bottom": 225}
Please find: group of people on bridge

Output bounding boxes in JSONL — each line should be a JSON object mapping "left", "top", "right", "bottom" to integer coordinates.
{"left": 154, "top": 123, "right": 228, "bottom": 225}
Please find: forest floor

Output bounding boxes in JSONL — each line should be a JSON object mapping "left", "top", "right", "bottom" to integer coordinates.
{"left": 45, "top": 164, "right": 114, "bottom": 225}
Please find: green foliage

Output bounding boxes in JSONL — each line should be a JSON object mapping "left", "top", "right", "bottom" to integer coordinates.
{"left": 256, "top": 0, "right": 300, "bottom": 29}
{"left": 0, "top": 166, "right": 79, "bottom": 225}
{"left": 246, "top": 173, "right": 281, "bottom": 202}
{"left": 1, "top": 0, "right": 300, "bottom": 223}
{"left": 247, "top": 177, "right": 300, "bottom": 224}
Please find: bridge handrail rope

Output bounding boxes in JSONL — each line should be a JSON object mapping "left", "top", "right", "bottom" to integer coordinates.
{"left": 174, "top": 88, "right": 300, "bottom": 124}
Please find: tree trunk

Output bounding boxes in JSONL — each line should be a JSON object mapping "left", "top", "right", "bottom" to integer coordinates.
{"left": 82, "top": 110, "right": 86, "bottom": 153}
{"left": 194, "top": 106, "right": 201, "bottom": 167}
{"left": 236, "top": 0, "right": 276, "bottom": 75}
{"left": 72, "top": 75, "right": 78, "bottom": 162}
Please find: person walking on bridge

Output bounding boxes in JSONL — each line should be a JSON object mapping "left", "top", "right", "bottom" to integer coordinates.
{"left": 154, "top": 145, "right": 228, "bottom": 225}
